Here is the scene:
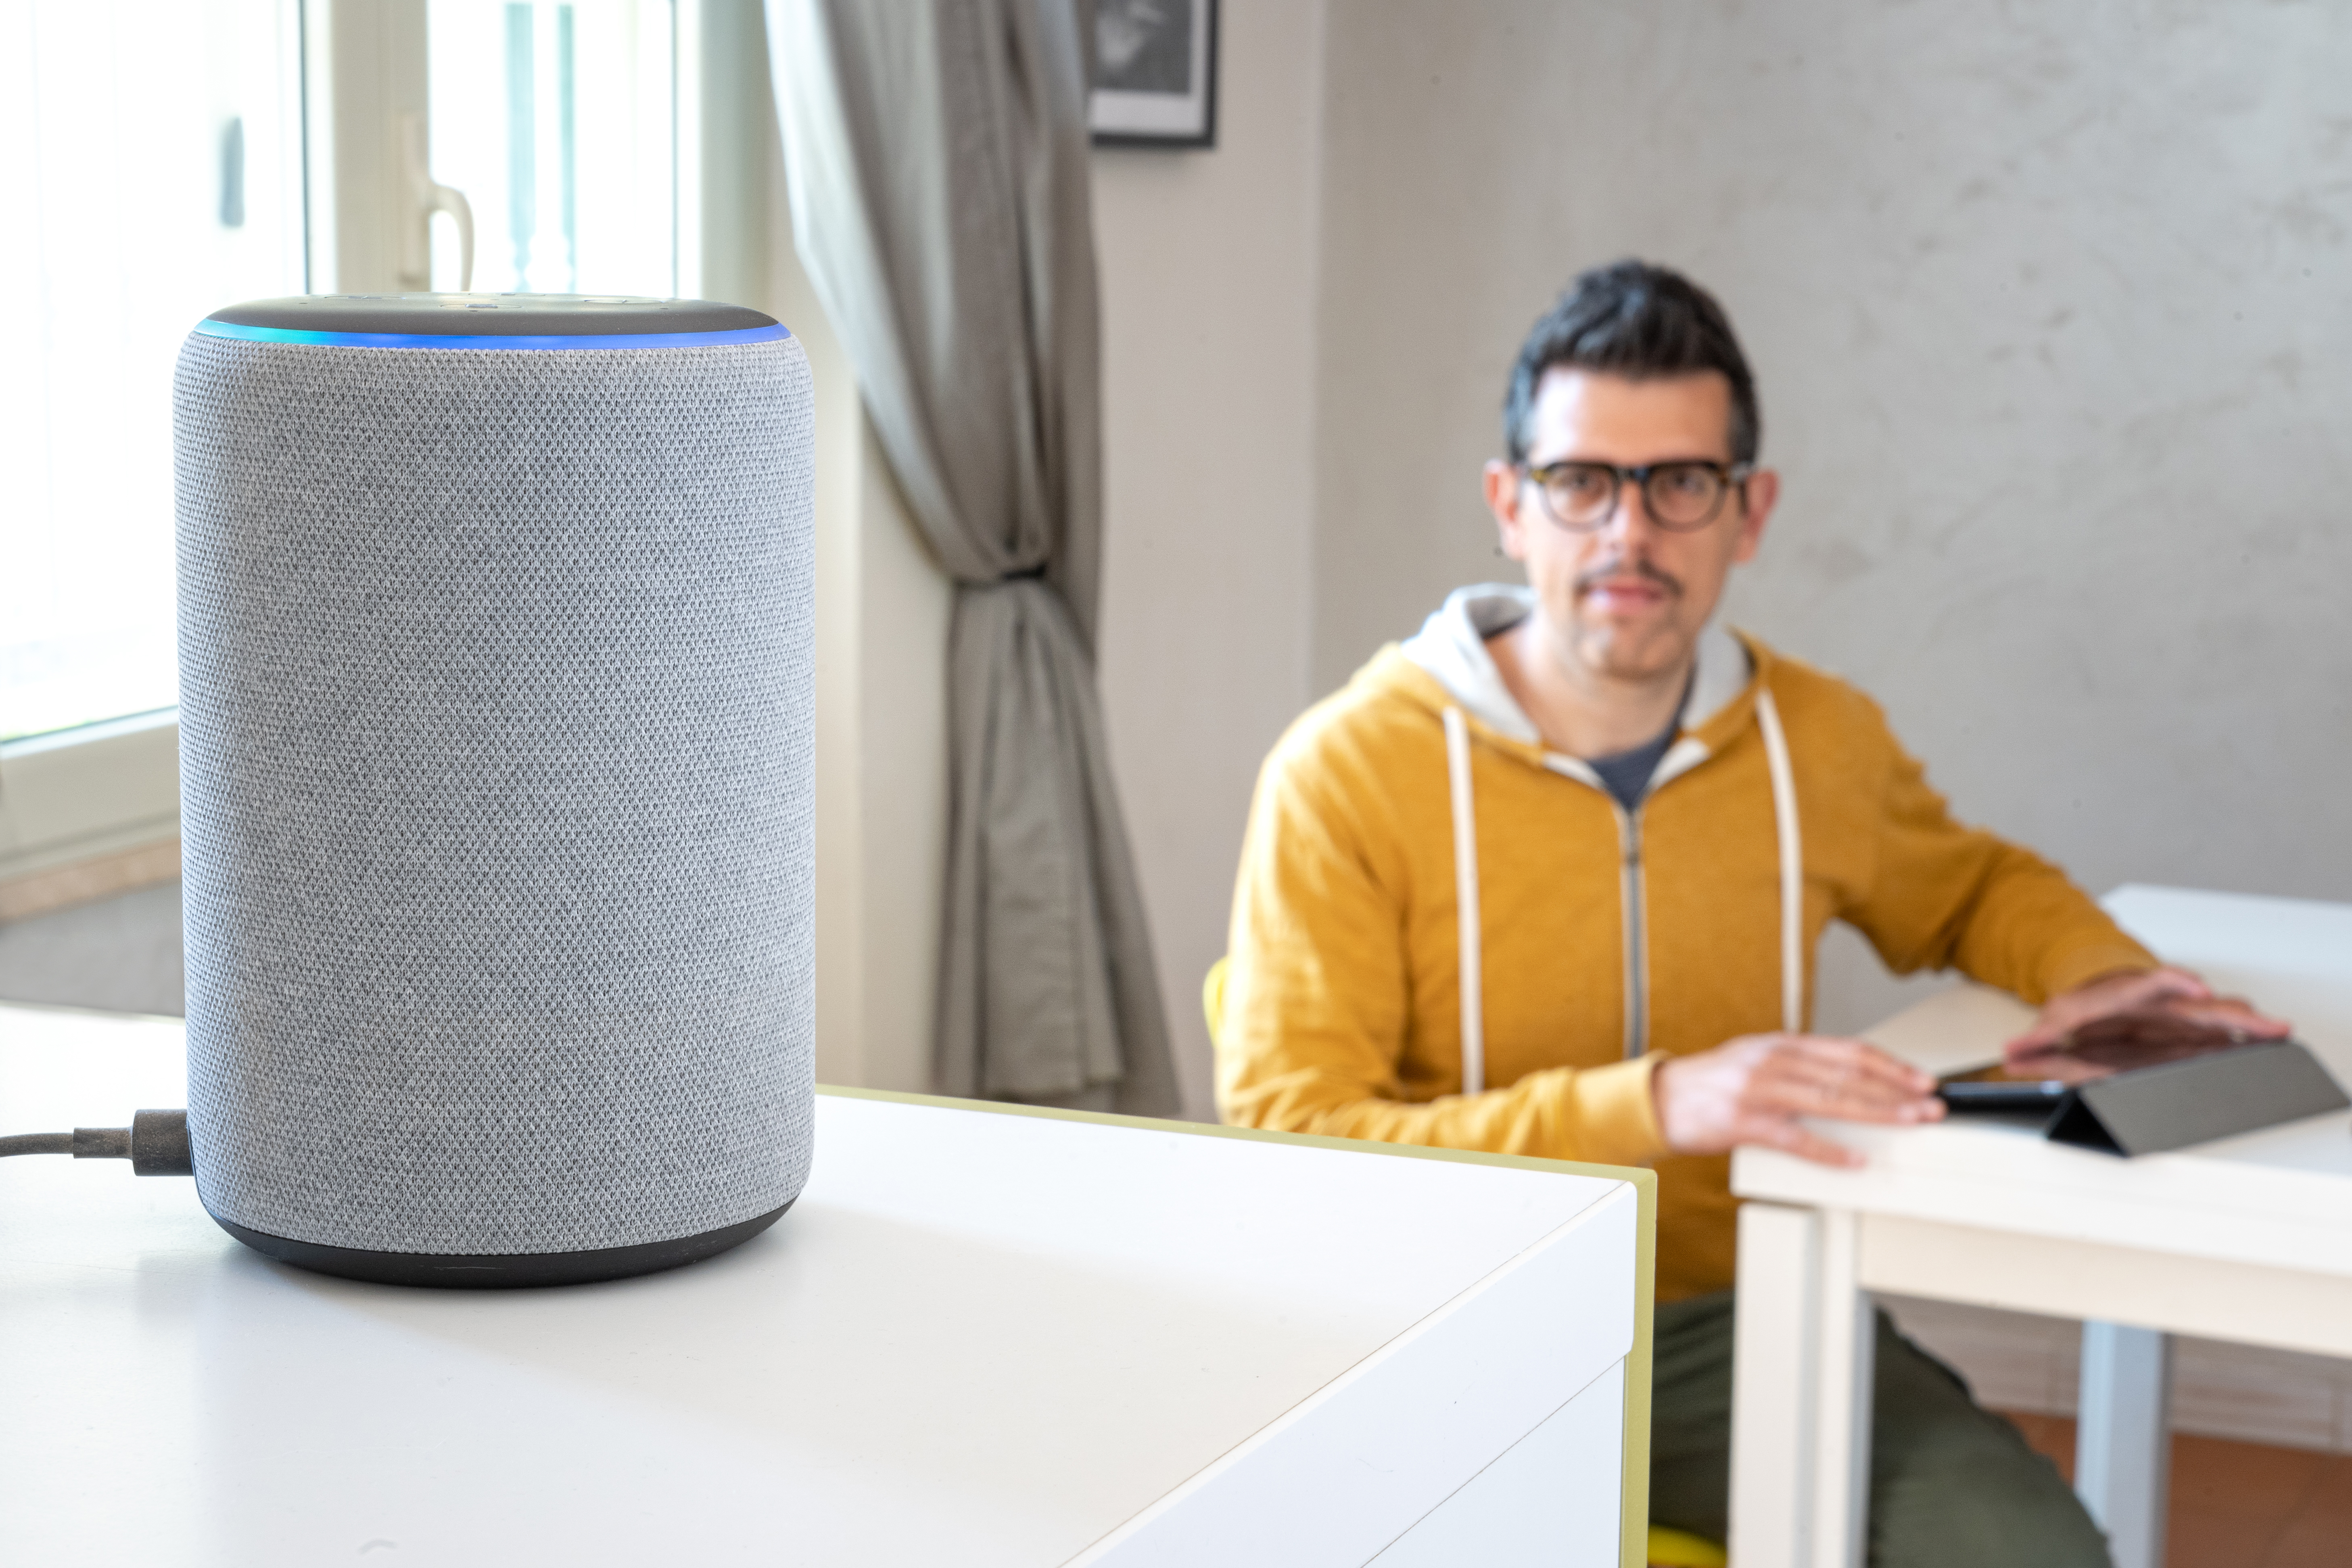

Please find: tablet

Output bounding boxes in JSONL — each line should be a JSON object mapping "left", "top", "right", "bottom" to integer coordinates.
{"left": 1936, "top": 1013, "right": 2271, "bottom": 1115}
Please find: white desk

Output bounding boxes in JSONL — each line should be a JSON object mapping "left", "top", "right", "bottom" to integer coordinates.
{"left": 0, "top": 1004, "right": 1653, "bottom": 1568}
{"left": 1727, "top": 886, "right": 2352, "bottom": 1568}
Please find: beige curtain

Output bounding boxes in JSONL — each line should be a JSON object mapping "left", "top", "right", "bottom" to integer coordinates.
{"left": 767, "top": 0, "right": 1177, "bottom": 1115}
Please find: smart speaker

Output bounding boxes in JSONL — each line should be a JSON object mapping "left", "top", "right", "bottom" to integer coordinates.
{"left": 173, "top": 294, "right": 815, "bottom": 1287}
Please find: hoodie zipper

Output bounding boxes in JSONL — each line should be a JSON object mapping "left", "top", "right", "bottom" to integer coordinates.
{"left": 1616, "top": 802, "right": 1647, "bottom": 1059}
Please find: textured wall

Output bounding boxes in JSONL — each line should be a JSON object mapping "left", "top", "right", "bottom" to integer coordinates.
{"left": 1311, "top": 1, "right": 2352, "bottom": 1027}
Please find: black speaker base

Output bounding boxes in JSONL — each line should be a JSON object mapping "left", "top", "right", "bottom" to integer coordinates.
{"left": 210, "top": 1201, "right": 794, "bottom": 1289}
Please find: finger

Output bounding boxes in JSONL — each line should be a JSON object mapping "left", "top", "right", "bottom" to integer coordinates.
{"left": 1782, "top": 1089, "right": 1940, "bottom": 1126}
{"left": 2109, "top": 967, "right": 2214, "bottom": 1008}
{"left": 2005, "top": 1021, "right": 2070, "bottom": 1058}
{"left": 2149, "top": 965, "right": 2216, "bottom": 1000}
{"left": 2005, "top": 1021, "right": 2068, "bottom": 1056}
{"left": 2013, "top": 967, "right": 2215, "bottom": 1054}
{"left": 2118, "top": 974, "right": 2214, "bottom": 1019}
{"left": 1783, "top": 1035, "right": 1937, "bottom": 1092}
{"left": 2069, "top": 1009, "right": 2232, "bottom": 1049}
{"left": 1749, "top": 1069, "right": 1939, "bottom": 1124}
{"left": 2163, "top": 997, "right": 2294, "bottom": 1038}
{"left": 1762, "top": 1071, "right": 1935, "bottom": 1120}
{"left": 2010, "top": 986, "right": 2189, "bottom": 1056}
{"left": 1769, "top": 1043, "right": 1937, "bottom": 1101}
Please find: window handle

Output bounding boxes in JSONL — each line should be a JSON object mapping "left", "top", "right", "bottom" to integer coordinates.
{"left": 398, "top": 112, "right": 474, "bottom": 292}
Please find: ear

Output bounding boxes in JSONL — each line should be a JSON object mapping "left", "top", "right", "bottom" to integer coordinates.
{"left": 1483, "top": 460, "right": 1531, "bottom": 562}
{"left": 1730, "top": 468, "right": 1779, "bottom": 564}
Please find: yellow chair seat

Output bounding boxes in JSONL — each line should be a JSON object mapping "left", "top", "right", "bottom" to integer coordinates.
{"left": 1202, "top": 956, "right": 1230, "bottom": 1047}
{"left": 1647, "top": 1524, "right": 1728, "bottom": 1566}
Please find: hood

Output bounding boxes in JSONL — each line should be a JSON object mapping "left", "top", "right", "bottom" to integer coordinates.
{"left": 1397, "top": 583, "right": 1753, "bottom": 746}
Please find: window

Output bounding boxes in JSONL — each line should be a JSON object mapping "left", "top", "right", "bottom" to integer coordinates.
{"left": 2, "top": 0, "right": 305, "bottom": 742}
{"left": 426, "top": 1, "right": 679, "bottom": 297}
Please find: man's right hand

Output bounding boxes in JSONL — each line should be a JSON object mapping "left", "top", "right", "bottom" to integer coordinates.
{"left": 1650, "top": 1033, "right": 1944, "bottom": 1168}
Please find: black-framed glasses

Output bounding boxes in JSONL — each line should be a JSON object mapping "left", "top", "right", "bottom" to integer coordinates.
{"left": 1522, "top": 459, "right": 1753, "bottom": 532}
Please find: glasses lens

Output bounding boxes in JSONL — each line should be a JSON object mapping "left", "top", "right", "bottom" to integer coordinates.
{"left": 1644, "top": 463, "right": 1727, "bottom": 527}
{"left": 1539, "top": 463, "right": 1619, "bottom": 526}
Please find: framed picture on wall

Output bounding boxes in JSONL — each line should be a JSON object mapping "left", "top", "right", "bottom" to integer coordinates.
{"left": 1089, "top": 0, "right": 1218, "bottom": 148}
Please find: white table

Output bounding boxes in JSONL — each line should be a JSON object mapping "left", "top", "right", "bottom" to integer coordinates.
{"left": 0, "top": 1003, "right": 1652, "bottom": 1568}
{"left": 1727, "top": 885, "right": 2352, "bottom": 1568}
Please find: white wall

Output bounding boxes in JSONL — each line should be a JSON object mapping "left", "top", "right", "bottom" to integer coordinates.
{"left": 1092, "top": 0, "right": 1328, "bottom": 1118}
{"left": 1308, "top": 1, "right": 2352, "bottom": 1030}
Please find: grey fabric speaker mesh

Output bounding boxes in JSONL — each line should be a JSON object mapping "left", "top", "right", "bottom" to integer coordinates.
{"left": 173, "top": 332, "right": 815, "bottom": 1255}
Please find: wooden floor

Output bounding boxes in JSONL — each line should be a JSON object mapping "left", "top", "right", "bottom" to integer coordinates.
{"left": 2004, "top": 1413, "right": 2352, "bottom": 1568}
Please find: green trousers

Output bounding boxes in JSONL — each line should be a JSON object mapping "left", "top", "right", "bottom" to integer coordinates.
{"left": 1650, "top": 1291, "right": 2113, "bottom": 1567}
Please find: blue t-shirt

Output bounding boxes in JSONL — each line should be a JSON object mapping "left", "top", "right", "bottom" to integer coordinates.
{"left": 1586, "top": 683, "right": 1691, "bottom": 813}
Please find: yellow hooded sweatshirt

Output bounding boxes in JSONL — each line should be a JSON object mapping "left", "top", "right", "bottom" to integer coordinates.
{"left": 1216, "top": 586, "right": 2156, "bottom": 1303}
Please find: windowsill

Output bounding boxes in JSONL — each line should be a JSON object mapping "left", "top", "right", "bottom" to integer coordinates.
{"left": 0, "top": 709, "right": 183, "bottom": 914}
{"left": 0, "top": 706, "right": 179, "bottom": 760}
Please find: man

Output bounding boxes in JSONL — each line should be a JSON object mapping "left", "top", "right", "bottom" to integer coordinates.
{"left": 1216, "top": 261, "right": 2280, "bottom": 1562}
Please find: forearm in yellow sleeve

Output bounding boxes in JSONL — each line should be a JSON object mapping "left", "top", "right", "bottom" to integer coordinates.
{"left": 1221, "top": 1052, "right": 1671, "bottom": 1168}
{"left": 1854, "top": 742, "right": 2157, "bottom": 1006}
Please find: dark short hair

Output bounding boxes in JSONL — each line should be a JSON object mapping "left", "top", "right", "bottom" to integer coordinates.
{"left": 1502, "top": 260, "right": 1760, "bottom": 466}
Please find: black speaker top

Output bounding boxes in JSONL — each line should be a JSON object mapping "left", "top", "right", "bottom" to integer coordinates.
{"left": 199, "top": 293, "right": 784, "bottom": 349}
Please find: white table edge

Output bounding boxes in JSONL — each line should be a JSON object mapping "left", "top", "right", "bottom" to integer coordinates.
{"left": 815, "top": 1085, "right": 1662, "bottom": 1568}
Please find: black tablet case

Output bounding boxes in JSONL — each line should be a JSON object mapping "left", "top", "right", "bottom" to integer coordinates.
{"left": 2039, "top": 1040, "right": 2348, "bottom": 1156}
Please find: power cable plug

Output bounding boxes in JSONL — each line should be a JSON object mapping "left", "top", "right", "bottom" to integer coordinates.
{"left": 0, "top": 1110, "right": 192, "bottom": 1175}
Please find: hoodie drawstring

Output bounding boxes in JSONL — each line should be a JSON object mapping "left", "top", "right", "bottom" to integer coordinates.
{"left": 1753, "top": 687, "right": 1805, "bottom": 1035}
{"left": 1444, "top": 688, "right": 1804, "bottom": 1096}
{"left": 1441, "top": 707, "right": 1487, "bottom": 1098}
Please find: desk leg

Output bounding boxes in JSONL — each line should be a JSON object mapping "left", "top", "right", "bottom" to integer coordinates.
{"left": 1731, "top": 1203, "right": 1874, "bottom": 1568}
{"left": 1811, "top": 1209, "right": 1874, "bottom": 1568}
{"left": 2076, "top": 1322, "right": 2171, "bottom": 1568}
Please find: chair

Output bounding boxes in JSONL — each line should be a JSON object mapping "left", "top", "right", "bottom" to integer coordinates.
{"left": 1647, "top": 1524, "right": 1729, "bottom": 1566}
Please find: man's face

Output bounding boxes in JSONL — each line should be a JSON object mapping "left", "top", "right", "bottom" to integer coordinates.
{"left": 1482, "top": 368, "right": 1777, "bottom": 685}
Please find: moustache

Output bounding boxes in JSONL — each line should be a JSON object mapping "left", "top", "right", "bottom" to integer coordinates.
{"left": 1575, "top": 558, "right": 1684, "bottom": 598}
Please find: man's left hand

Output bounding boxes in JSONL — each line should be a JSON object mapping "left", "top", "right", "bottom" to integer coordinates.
{"left": 2004, "top": 965, "right": 2290, "bottom": 1064}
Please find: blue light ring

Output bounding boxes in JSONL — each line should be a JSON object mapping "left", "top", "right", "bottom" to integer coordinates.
{"left": 192, "top": 320, "right": 793, "bottom": 351}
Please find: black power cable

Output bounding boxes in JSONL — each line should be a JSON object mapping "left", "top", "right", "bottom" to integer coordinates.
{"left": 0, "top": 1110, "right": 193, "bottom": 1175}
{"left": 0, "top": 1133, "right": 73, "bottom": 1157}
